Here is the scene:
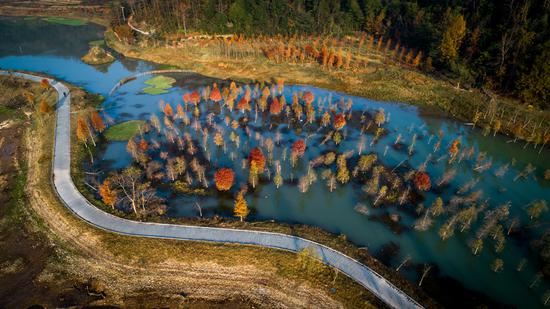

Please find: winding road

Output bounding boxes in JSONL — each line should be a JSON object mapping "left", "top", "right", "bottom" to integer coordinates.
{"left": 2, "top": 70, "right": 424, "bottom": 309}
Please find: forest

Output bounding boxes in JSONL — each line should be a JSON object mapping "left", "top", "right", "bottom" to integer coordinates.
{"left": 110, "top": 0, "right": 550, "bottom": 110}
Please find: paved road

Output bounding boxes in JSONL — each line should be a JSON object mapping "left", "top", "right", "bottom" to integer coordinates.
{"left": 1, "top": 70, "right": 424, "bottom": 309}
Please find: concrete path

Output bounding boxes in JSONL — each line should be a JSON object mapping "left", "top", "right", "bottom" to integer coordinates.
{"left": 1, "top": 70, "right": 424, "bottom": 309}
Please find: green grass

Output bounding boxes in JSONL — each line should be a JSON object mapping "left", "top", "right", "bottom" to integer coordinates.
{"left": 158, "top": 64, "right": 180, "bottom": 70}
{"left": 142, "top": 75, "right": 175, "bottom": 95}
{"left": 103, "top": 120, "right": 145, "bottom": 141}
{"left": 0, "top": 106, "right": 23, "bottom": 119}
{"left": 89, "top": 40, "right": 105, "bottom": 47}
{"left": 42, "top": 17, "right": 87, "bottom": 26}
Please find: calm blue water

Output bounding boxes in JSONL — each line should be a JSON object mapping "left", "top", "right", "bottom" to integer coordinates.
{"left": 1, "top": 16, "right": 549, "bottom": 308}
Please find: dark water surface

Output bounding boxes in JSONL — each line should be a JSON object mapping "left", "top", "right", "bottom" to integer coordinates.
{"left": 1, "top": 16, "right": 549, "bottom": 308}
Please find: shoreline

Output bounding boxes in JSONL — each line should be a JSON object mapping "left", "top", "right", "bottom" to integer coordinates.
{"left": 103, "top": 29, "right": 549, "bottom": 148}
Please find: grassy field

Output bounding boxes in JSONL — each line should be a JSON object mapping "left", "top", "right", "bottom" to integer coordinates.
{"left": 103, "top": 119, "right": 146, "bottom": 141}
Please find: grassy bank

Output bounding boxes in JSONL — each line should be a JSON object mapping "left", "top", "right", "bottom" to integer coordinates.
{"left": 106, "top": 30, "right": 549, "bottom": 147}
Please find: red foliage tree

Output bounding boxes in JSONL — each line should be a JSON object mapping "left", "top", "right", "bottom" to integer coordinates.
{"left": 209, "top": 84, "right": 222, "bottom": 102}
{"left": 40, "top": 78, "right": 50, "bottom": 89}
{"left": 237, "top": 97, "right": 251, "bottom": 112}
{"left": 333, "top": 114, "right": 346, "bottom": 130}
{"left": 291, "top": 140, "right": 306, "bottom": 158}
{"left": 190, "top": 90, "right": 201, "bottom": 105}
{"left": 414, "top": 171, "right": 431, "bottom": 191}
{"left": 182, "top": 92, "right": 191, "bottom": 104}
{"left": 139, "top": 139, "right": 148, "bottom": 152}
{"left": 214, "top": 168, "right": 235, "bottom": 191}
{"left": 302, "top": 91, "right": 314, "bottom": 105}
{"left": 248, "top": 147, "right": 266, "bottom": 171}
{"left": 269, "top": 97, "right": 283, "bottom": 115}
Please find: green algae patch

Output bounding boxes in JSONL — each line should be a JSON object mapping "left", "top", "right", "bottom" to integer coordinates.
{"left": 42, "top": 17, "right": 87, "bottom": 26}
{"left": 144, "top": 75, "right": 176, "bottom": 88}
{"left": 104, "top": 120, "right": 145, "bottom": 141}
{"left": 142, "top": 75, "right": 175, "bottom": 95}
{"left": 142, "top": 86, "right": 170, "bottom": 95}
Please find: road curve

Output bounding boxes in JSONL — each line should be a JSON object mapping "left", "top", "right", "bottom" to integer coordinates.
{"left": 1, "top": 70, "right": 424, "bottom": 309}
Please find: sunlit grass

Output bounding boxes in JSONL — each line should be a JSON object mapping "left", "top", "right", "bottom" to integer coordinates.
{"left": 103, "top": 120, "right": 145, "bottom": 141}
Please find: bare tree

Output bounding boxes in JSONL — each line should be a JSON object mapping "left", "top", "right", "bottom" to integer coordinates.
{"left": 111, "top": 167, "right": 164, "bottom": 216}
{"left": 419, "top": 264, "right": 432, "bottom": 286}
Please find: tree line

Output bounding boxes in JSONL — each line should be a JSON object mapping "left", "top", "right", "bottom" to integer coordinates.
{"left": 110, "top": 0, "right": 549, "bottom": 110}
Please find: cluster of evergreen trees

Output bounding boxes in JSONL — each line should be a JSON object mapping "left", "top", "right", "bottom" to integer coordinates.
{"left": 111, "top": 0, "right": 549, "bottom": 109}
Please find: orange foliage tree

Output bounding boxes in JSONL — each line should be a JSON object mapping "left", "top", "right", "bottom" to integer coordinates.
{"left": 269, "top": 97, "right": 283, "bottom": 115}
{"left": 99, "top": 179, "right": 117, "bottom": 208}
{"left": 190, "top": 90, "right": 201, "bottom": 105}
{"left": 248, "top": 147, "right": 266, "bottom": 171}
{"left": 39, "top": 99, "right": 50, "bottom": 114}
{"left": 139, "top": 138, "right": 148, "bottom": 152}
{"left": 333, "top": 114, "right": 346, "bottom": 130}
{"left": 302, "top": 91, "right": 314, "bottom": 105}
{"left": 414, "top": 171, "right": 431, "bottom": 191}
{"left": 449, "top": 138, "right": 460, "bottom": 158}
{"left": 214, "top": 168, "right": 235, "bottom": 191}
{"left": 234, "top": 190, "right": 249, "bottom": 221}
{"left": 164, "top": 102, "right": 174, "bottom": 117}
{"left": 76, "top": 116, "right": 89, "bottom": 143}
{"left": 237, "top": 97, "right": 251, "bottom": 112}
{"left": 40, "top": 78, "right": 50, "bottom": 90}
{"left": 176, "top": 104, "right": 185, "bottom": 118}
{"left": 182, "top": 92, "right": 190, "bottom": 104}
{"left": 291, "top": 139, "right": 306, "bottom": 158}
{"left": 90, "top": 111, "right": 106, "bottom": 133}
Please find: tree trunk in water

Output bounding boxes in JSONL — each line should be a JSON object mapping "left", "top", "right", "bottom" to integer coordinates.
{"left": 419, "top": 266, "right": 431, "bottom": 286}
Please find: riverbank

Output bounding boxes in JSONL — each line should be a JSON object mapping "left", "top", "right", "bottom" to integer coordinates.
{"left": 105, "top": 30, "right": 549, "bottom": 148}
{"left": 0, "top": 1, "right": 109, "bottom": 27}
{"left": 1, "top": 73, "right": 382, "bottom": 309}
